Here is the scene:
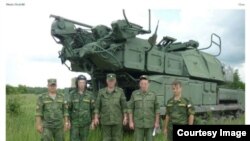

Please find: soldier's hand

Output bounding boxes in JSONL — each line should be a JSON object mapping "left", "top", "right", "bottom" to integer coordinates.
{"left": 163, "top": 128, "right": 168, "bottom": 136}
{"left": 36, "top": 124, "right": 43, "bottom": 134}
{"left": 154, "top": 122, "right": 159, "bottom": 129}
{"left": 94, "top": 117, "right": 99, "bottom": 126}
{"left": 129, "top": 121, "right": 134, "bottom": 130}
{"left": 123, "top": 116, "right": 128, "bottom": 125}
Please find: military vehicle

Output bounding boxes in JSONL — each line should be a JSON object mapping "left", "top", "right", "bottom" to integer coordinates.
{"left": 50, "top": 10, "right": 244, "bottom": 118}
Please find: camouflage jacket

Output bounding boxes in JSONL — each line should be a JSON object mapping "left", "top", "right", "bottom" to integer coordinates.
{"left": 166, "top": 97, "right": 195, "bottom": 125}
{"left": 94, "top": 87, "right": 127, "bottom": 125}
{"left": 128, "top": 90, "right": 160, "bottom": 128}
{"left": 68, "top": 89, "right": 95, "bottom": 127}
{"left": 35, "top": 92, "right": 69, "bottom": 128}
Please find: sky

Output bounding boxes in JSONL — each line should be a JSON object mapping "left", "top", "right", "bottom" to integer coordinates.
{"left": 0, "top": 2, "right": 245, "bottom": 88}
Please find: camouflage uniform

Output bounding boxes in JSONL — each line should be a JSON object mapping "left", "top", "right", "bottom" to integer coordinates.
{"left": 166, "top": 97, "right": 195, "bottom": 141}
{"left": 68, "top": 89, "right": 95, "bottom": 141}
{"left": 94, "top": 87, "right": 127, "bottom": 141}
{"left": 128, "top": 90, "right": 160, "bottom": 141}
{"left": 35, "top": 92, "right": 69, "bottom": 141}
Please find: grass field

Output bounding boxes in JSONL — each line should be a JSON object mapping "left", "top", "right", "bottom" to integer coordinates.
{"left": 6, "top": 94, "right": 245, "bottom": 141}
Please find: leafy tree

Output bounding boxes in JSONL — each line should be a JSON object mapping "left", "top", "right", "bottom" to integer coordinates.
{"left": 218, "top": 69, "right": 245, "bottom": 90}
{"left": 6, "top": 84, "right": 63, "bottom": 95}
{"left": 17, "top": 85, "right": 28, "bottom": 94}
{"left": 6, "top": 85, "right": 17, "bottom": 95}
{"left": 7, "top": 95, "right": 22, "bottom": 116}
{"left": 231, "top": 69, "right": 245, "bottom": 89}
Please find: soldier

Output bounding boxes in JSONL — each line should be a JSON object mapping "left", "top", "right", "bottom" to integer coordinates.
{"left": 35, "top": 78, "right": 69, "bottom": 141}
{"left": 93, "top": 73, "right": 127, "bottom": 141}
{"left": 68, "top": 75, "right": 95, "bottom": 141}
{"left": 128, "top": 75, "right": 160, "bottom": 141}
{"left": 163, "top": 80, "right": 195, "bottom": 141}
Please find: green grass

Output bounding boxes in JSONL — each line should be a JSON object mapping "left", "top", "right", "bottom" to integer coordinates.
{"left": 6, "top": 94, "right": 244, "bottom": 141}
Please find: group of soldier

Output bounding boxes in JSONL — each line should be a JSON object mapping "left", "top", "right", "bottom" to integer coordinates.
{"left": 35, "top": 73, "right": 195, "bottom": 141}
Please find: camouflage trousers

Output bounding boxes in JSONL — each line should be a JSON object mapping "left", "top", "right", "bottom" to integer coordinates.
{"left": 134, "top": 127, "right": 154, "bottom": 141}
{"left": 101, "top": 124, "right": 123, "bottom": 141}
{"left": 41, "top": 127, "right": 64, "bottom": 141}
{"left": 70, "top": 125, "right": 90, "bottom": 141}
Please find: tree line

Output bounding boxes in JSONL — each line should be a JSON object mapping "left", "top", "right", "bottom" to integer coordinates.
{"left": 6, "top": 85, "right": 65, "bottom": 95}
{"left": 222, "top": 69, "right": 245, "bottom": 90}
{"left": 6, "top": 69, "right": 244, "bottom": 95}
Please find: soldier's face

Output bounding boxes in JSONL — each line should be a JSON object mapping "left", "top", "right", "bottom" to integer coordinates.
{"left": 106, "top": 79, "right": 116, "bottom": 88}
{"left": 172, "top": 85, "right": 182, "bottom": 96}
{"left": 139, "top": 79, "right": 149, "bottom": 92}
{"left": 48, "top": 84, "right": 57, "bottom": 93}
{"left": 78, "top": 80, "right": 86, "bottom": 91}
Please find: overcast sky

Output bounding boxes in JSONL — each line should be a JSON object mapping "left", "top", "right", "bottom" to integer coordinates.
{"left": 0, "top": 2, "right": 245, "bottom": 88}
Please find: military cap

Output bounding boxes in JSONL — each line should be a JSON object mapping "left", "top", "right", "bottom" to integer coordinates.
{"left": 139, "top": 75, "right": 149, "bottom": 80}
{"left": 48, "top": 78, "right": 57, "bottom": 85}
{"left": 106, "top": 73, "right": 116, "bottom": 80}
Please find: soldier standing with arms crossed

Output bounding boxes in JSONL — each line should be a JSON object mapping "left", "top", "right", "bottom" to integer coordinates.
{"left": 68, "top": 75, "right": 95, "bottom": 141}
{"left": 93, "top": 73, "right": 127, "bottom": 141}
{"left": 35, "top": 79, "right": 69, "bottom": 141}
{"left": 163, "top": 80, "right": 195, "bottom": 141}
{"left": 128, "top": 75, "right": 160, "bottom": 141}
